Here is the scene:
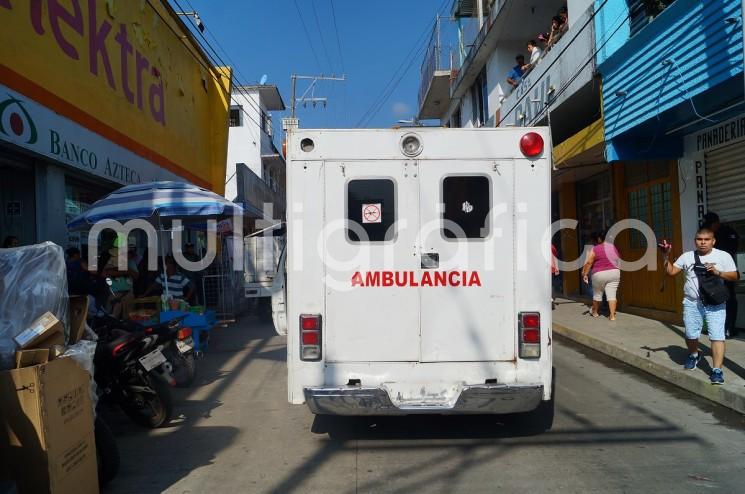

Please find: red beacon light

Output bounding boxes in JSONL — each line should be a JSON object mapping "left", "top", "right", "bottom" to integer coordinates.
{"left": 520, "top": 132, "right": 544, "bottom": 157}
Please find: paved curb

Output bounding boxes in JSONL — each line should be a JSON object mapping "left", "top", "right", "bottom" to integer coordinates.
{"left": 553, "top": 322, "right": 745, "bottom": 416}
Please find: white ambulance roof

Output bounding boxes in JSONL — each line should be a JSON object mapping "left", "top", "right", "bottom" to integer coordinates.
{"left": 287, "top": 127, "right": 550, "bottom": 162}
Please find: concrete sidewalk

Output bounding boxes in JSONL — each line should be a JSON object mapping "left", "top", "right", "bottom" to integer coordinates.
{"left": 552, "top": 298, "right": 745, "bottom": 415}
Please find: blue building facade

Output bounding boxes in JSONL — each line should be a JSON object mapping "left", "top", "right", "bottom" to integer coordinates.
{"left": 589, "top": 0, "right": 745, "bottom": 324}
{"left": 597, "top": 0, "right": 744, "bottom": 161}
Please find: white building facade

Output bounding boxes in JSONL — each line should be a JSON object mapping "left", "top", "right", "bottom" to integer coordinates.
{"left": 225, "top": 85, "right": 286, "bottom": 222}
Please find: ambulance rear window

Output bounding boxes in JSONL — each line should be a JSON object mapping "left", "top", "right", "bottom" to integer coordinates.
{"left": 442, "top": 176, "right": 490, "bottom": 239}
{"left": 347, "top": 179, "right": 395, "bottom": 242}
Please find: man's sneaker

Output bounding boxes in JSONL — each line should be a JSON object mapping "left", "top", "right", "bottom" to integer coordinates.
{"left": 710, "top": 369, "right": 725, "bottom": 385}
{"left": 684, "top": 353, "right": 700, "bottom": 370}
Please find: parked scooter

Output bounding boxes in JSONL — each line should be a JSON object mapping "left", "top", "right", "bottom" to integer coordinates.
{"left": 90, "top": 277, "right": 198, "bottom": 387}
{"left": 161, "top": 326, "right": 198, "bottom": 387}
{"left": 91, "top": 310, "right": 196, "bottom": 387}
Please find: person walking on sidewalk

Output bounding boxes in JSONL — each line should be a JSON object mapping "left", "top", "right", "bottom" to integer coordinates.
{"left": 662, "top": 228, "right": 738, "bottom": 384}
{"left": 581, "top": 231, "right": 621, "bottom": 320}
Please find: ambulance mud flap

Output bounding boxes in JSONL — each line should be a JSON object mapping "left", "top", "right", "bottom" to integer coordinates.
{"left": 303, "top": 384, "right": 543, "bottom": 415}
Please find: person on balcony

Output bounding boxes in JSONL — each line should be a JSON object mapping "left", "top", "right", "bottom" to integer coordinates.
{"left": 521, "top": 40, "right": 542, "bottom": 74}
{"left": 559, "top": 6, "right": 569, "bottom": 33}
{"left": 547, "top": 15, "right": 566, "bottom": 49}
{"left": 537, "top": 33, "right": 549, "bottom": 50}
{"left": 506, "top": 55, "right": 525, "bottom": 90}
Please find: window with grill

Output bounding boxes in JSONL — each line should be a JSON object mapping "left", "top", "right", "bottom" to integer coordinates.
{"left": 628, "top": 188, "right": 648, "bottom": 249}
{"left": 627, "top": 182, "right": 672, "bottom": 249}
{"left": 650, "top": 182, "right": 673, "bottom": 242}
{"left": 229, "top": 107, "right": 242, "bottom": 127}
{"left": 628, "top": 1, "right": 677, "bottom": 37}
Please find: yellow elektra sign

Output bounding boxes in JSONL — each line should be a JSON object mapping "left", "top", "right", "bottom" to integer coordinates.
{"left": 0, "top": 0, "right": 230, "bottom": 193}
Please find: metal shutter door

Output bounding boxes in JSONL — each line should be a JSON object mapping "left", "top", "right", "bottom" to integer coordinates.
{"left": 705, "top": 140, "right": 745, "bottom": 222}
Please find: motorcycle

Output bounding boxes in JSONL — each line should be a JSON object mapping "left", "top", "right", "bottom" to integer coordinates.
{"left": 91, "top": 310, "right": 196, "bottom": 388}
{"left": 91, "top": 277, "right": 198, "bottom": 387}
{"left": 92, "top": 324, "right": 175, "bottom": 428}
{"left": 162, "top": 326, "right": 198, "bottom": 387}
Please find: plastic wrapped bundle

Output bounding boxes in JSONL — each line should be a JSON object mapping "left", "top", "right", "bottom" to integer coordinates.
{"left": 0, "top": 242, "right": 69, "bottom": 369}
{"left": 62, "top": 337, "right": 99, "bottom": 415}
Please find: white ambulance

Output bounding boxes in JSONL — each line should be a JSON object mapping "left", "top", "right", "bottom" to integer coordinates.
{"left": 272, "top": 127, "right": 554, "bottom": 430}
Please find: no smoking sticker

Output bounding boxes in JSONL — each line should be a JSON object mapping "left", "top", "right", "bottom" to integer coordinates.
{"left": 362, "top": 203, "right": 382, "bottom": 223}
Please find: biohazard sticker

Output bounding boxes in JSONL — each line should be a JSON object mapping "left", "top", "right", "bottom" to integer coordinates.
{"left": 362, "top": 203, "right": 382, "bottom": 223}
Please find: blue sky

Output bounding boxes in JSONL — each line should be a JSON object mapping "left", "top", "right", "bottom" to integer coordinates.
{"left": 176, "top": 0, "right": 451, "bottom": 130}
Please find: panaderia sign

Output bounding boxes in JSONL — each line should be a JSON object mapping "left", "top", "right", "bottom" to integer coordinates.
{"left": 0, "top": 84, "right": 179, "bottom": 184}
{"left": 0, "top": 0, "right": 231, "bottom": 193}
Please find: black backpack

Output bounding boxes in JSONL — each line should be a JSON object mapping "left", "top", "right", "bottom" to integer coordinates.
{"left": 693, "top": 252, "right": 729, "bottom": 306}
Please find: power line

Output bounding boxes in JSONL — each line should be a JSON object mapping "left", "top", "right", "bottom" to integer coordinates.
{"left": 175, "top": 1, "right": 293, "bottom": 150}
{"left": 170, "top": 0, "right": 270, "bottom": 131}
{"left": 293, "top": 0, "right": 324, "bottom": 72}
{"left": 330, "top": 0, "right": 346, "bottom": 73}
{"left": 173, "top": 1, "right": 262, "bottom": 106}
{"left": 360, "top": 40, "right": 430, "bottom": 128}
{"left": 355, "top": 0, "right": 450, "bottom": 127}
{"left": 146, "top": 0, "right": 262, "bottom": 129}
{"left": 311, "top": 0, "right": 335, "bottom": 73}
{"left": 355, "top": 18, "right": 434, "bottom": 127}
{"left": 497, "top": 0, "right": 614, "bottom": 127}
{"left": 182, "top": 0, "right": 261, "bottom": 89}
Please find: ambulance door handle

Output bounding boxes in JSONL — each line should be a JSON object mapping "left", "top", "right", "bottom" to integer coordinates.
{"left": 421, "top": 252, "right": 439, "bottom": 269}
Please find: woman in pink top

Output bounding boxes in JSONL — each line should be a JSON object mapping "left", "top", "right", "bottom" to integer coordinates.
{"left": 581, "top": 231, "right": 621, "bottom": 320}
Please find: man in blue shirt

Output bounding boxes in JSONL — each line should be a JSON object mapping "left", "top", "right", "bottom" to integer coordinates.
{"left": 506, "top": 55, "right": 525, "bottom": 90}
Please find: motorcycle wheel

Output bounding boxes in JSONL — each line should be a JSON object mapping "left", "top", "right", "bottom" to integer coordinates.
{"left": 121, "top": 372, "right": 174, "bottom": 428}
{"left": 167, "top": 347, "right": 197, "bottom": 388}
{"left": 95, "top": 416, "right": 120, "bottom": 487}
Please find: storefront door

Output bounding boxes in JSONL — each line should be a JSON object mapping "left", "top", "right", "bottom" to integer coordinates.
{"left": 705, "top": 142, "right": 745, "bottom": 329}
{"left": 0, "top": 152, "right": 36, "bottom": 246}
{"left": 577, "top": 171, "right": 614, "bottom": 296}
{"left": 616, "top": 161, "right": 681, "bottom": 313}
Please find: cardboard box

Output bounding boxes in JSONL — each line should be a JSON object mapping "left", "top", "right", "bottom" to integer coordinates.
{"left": 0, "top": 357, "right": 99, "bottom": 494}
{"left": 15, "top": 349, "right": 49, "bottom": 369}
{"left": 13, "top": 312, "right": 65, "bottom": 350}
{"left": 68, "top": 296, "right": 89, "bottom": 345}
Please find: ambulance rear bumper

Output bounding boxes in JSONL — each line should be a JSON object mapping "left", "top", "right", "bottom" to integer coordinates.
{"left": 303, "top": 384, "right": 544, "bottom": 415}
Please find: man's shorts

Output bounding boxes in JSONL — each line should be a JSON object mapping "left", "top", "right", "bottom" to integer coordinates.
{"left": 683, "top": 299, "right": 726, "bottom": 341}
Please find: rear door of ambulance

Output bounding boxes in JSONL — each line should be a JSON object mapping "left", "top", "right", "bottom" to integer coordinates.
{"left": 323, "top": 157, "right": 516, "bottom": 363}
{"left": 418, "top": 160, "right": 516, "bottom": 361}
{"left": 324, "top": 160, "right": 421, "bottom": 362}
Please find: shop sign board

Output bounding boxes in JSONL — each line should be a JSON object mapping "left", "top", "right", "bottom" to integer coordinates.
{"left": 679, "top": 113, "right": 745, "bottom": 250}
{"left": 0, "top": 84, "right": 180, "bottom": 185}
{"left": 0, "top": 0, "right": 231, "bottom": 193}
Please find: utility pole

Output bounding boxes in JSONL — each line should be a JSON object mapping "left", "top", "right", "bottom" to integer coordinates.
{"left": 290, "top": 74, "right": 346, "bottom": 120}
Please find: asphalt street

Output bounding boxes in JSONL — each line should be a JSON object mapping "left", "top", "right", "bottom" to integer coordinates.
{"left": 104, "top": 315, "right": 745, "bottom": 493}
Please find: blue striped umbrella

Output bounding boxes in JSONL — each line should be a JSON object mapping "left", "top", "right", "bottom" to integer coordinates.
{"left": 67, "top": 181, "right": 245, "bottom": 301}
{"left": 67, "top": 181, "right": 244, "bottom": 230}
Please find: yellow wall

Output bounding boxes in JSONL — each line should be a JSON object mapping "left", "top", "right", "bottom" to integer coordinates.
{"left": 0, "top": 0, "right": 230, "bottom": 192}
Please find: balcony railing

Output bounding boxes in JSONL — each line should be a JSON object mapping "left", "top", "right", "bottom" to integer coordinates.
{"left": 629, "top": 0, "right": 676, "bottom": 37}
{"left": 497, "top": 3, "right": 596, "bottom": 128}
{"left": 417, "top": 17, "right": 458, "bottom": 119}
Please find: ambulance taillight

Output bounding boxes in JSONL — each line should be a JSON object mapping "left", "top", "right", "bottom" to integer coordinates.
{"left": 518, "top": 312, "right": 541, "bottom": 358}
{"left": 519, "top": 132, "right": 544, "bottom": 157}
{"left": 300, "top": 314, "right": 322, "bottom": 361}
